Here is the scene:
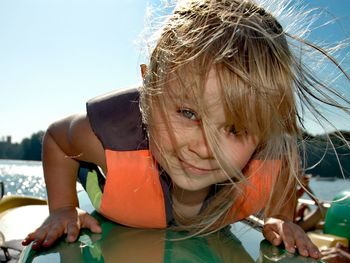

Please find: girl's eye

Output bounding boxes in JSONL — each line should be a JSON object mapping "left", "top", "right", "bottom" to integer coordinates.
{"left": 228, "top": 125, "right": 238, "bottom": 135}
{"left": 226, "top": 125, "right": 247, "bottom": 136}
{"left": 177, "top": 108, "right": 198, "bottom": 121}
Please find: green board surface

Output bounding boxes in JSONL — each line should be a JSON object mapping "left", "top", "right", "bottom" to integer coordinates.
{"left": 15, "top": 191, "right": 322, "bottom": 263}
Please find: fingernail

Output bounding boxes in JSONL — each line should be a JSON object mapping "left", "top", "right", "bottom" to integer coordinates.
{"left": 32, "top": 241, "right": 39, "bottom": 249}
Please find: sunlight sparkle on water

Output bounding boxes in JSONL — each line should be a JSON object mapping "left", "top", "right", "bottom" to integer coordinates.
{"left": 0, "top": 160, "right": 46, "bottom": 199}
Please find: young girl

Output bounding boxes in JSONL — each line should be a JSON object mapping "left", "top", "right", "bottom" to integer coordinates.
{"left": 22, "top": 0, "right": 350, "bottom": 259}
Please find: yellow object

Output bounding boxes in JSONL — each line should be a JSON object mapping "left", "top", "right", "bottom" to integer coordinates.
{"left": 308, "top": 231, "right": 349, "bottom": 249}
{"left": 0, "top": 195, "right": 46, "bottom": 213}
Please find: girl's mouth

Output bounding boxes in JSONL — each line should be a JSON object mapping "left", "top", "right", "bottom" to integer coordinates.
{"left": 179, "top": 159, "right": 217, "bottom": 175}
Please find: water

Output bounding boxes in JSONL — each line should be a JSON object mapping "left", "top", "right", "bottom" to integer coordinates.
{"left": 308, "top": 178, "right": 350, "bottom": 201}
{"left": 1, "top": 159, "right": 350, "bottom": 201}
{"left": 0, "top": 159, "right": 46, "bottom": 199}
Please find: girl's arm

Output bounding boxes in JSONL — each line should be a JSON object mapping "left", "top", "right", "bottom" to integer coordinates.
{"left": 43, "top": 113, "right": 106, "bottom": 211}
{"left": 22, "top": 113, "right": 105, "bottom": 249}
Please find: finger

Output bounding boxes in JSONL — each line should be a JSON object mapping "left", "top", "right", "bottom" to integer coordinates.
{"left": 22, "top": 232, "right": 36, "bottom": 246}
{"left": 41, "top": 226, "right": 65, "bottom": 248}
{"left": 31, "top": 240, "right": 43, "bottom": 250}
{"left": 81, "top": 215, "right": 102, "bottom": 233}
{"left": 281, "top": 230, "right": 296, "bottom": 254}
{"left": 293, "top": 229, "right": 311, "bottom": 257}
{"left": 66, "top": 222, "right": 80, "bottom": 243}
{"left": 305, "top": 240, "right": 321, "bottom": 259}
{"left": 22, "top": 234, "right": 44, "bottom": 247}
{"left": 293, "top": 228, "right": 320, "bottom": 258}
{"left": 263, "top": 227, "right": 282, "bottom": 246}
{"left": 22, "top": 235, "right": 37, "bottom": 247}
{"left": 26, "top": 228, "right": 50, "bottom": 250}
{"left": 31, "top": 236, "right": 48, "bottom": 250}
{"left": 22, "top": 239, "right": 31, "bottom": 246}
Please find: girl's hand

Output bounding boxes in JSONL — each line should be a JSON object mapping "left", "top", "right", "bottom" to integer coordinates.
{"left": 263, "top": 217, "right": 320, "bottom": 259}
{"left": 22, "top": 206, "right": 102, "bottom": 250}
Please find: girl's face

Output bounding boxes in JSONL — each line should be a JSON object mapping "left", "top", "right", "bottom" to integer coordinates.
{"left": 149, "top": 68, "right": 258, "bottom": 194}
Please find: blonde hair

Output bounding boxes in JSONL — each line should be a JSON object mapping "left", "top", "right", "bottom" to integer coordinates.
{"left": 139, "top": 0, "right": 350, "bottom": 234}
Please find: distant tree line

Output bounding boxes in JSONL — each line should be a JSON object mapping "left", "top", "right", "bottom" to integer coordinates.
{"left": 302, "top": 131, "right": 350, "bottom": 179}
{"left": 0, "top": 130, "right": 349, "bottom": 178}
{"left": 0, "top": 131, "right": 44, "bottom": 161}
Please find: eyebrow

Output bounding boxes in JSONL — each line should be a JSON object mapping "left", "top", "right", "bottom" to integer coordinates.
{"left": 167, "top": 82, "right": 196, "bottom": 104}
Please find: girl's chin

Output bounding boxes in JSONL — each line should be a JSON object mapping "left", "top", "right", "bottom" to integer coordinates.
{"left": 170, "top": 169, "right": 228, "bottom": 190}
{"left": 170, "top": 176, "right": 213, "bottom": 193}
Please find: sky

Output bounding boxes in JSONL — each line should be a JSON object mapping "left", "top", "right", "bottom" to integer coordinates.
{"left": 0, "top": 0, "right": 349, "bottom": 143}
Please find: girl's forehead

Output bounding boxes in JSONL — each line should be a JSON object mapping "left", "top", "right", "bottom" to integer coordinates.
{"left": 165, "top": 67, "right": 223, "bottom": 107}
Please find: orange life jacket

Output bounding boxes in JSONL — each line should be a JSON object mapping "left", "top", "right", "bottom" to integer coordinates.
{"left": 81, "top": 88, "right": 280, "bottom": 228}
{"left": 99, "top": 150, "right": 279, "bottom": 228}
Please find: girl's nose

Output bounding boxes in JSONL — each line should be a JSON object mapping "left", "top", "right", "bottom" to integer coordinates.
{"left": 187, "top": 129, "right": 214, "bottom": 159}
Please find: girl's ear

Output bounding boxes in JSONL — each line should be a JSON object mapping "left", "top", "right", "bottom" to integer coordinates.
{"left": 140, "top": 64, "right": 147, "bottom": 79}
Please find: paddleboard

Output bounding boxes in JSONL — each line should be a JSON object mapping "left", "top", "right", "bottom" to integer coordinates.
{"left": 1, "top": 191, "right": 321, "bottom": 263}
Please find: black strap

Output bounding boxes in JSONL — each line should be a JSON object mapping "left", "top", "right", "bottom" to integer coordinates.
{"left": 0, "top": 231, "right": 23, "bottom": 263}
{"left": 0, "top": 182, "right": 4, "bottom": 199}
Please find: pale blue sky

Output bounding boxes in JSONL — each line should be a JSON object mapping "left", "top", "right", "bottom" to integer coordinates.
{"left": 1, "top": 0, "right": 349, "bottom": 143}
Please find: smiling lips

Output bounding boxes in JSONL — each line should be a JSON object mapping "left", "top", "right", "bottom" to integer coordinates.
{"left": 179, "top": 159, "right": 217, "bottom": 175}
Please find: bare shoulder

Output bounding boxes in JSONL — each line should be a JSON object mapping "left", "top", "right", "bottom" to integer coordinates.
{"left": 46, "top": 113, "right": 106, "bottom": 171}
